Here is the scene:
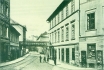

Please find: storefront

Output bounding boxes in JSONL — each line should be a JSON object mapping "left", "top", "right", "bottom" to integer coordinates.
{"left": 79, "top": 36, "right": 103, "bottom": 69}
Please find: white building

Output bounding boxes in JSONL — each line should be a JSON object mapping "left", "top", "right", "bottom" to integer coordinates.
{"left": 79, "top": 0, "right": 104, "bottom": 68}
{"left": 47, "top": 0, "right": 80, "bottom": 65}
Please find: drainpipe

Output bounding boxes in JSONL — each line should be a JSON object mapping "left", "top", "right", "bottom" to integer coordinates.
{"left": 79, "top": 0, "right": 80, "bottom": 36}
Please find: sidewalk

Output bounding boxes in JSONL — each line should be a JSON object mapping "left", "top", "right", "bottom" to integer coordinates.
{"left": 0, "top": 53, "right": 30, "bottom": 67}
{"left": 48, "top": 60, "right": 97, "bottom": 70}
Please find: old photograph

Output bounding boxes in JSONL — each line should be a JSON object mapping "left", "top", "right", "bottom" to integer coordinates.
{"left": 0, "top": 0, "right": 104, "bottom": 70}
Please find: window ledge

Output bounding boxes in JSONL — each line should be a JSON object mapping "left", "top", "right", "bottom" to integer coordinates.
{"left": 66, "top": 39, "right": 69, "bottom": 41}
{"left": 71, "top": 38, "right": 75, "bottom": 40}
{"left": 85, "top": 29, "right": 97, "bottom": 32}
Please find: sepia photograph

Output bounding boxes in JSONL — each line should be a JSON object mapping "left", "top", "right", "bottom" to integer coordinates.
{"left": 0, "top": 0, "right": 104, "bottom": 70}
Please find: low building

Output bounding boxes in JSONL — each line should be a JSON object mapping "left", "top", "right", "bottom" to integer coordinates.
{"left": 9, "top": 25, "right": 20, "bottom": 60}
{"left": 10, "top": 19, "right": 27, "bottom": 56}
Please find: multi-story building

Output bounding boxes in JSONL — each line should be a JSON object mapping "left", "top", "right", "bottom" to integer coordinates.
{"left": 9, "top": 25, "right": 20, "bottom": 60}
{"left": 10, "top": 19, "right": 27, "bottom": 56}
{"left": 47, "top": 0, "right": 80, "bottom": 65}
{"left": 0, "top": 0, "right": 10, "bottom": 62}
{"left": 79, "top": 0, "right": 104, "bottom": 68}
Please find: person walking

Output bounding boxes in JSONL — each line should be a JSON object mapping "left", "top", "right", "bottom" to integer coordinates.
{"left": 54, "top": 56, "right": 56, "bottom": 65}
{"left": 39, "top": 55, "right": 42, "bottom": 63}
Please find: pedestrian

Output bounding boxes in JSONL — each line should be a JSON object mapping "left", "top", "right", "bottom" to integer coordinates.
{"left": 47, "top": 55, "right": 49, "bottom": 62}
{"left": 39, "top": 55, "right": 42, "bottom": 63}
{"left": 54, "top": 56, "right": 56, "bottom": 65}
{"left": 44, "top": 56, "right": 46, "bottom": 62}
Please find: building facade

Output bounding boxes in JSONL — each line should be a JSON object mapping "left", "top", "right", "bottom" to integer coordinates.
{"left": 9, "top": 25, "right": 20, "bottom": 60}
{"left": 79, "top": 0, "right": 104, "bottom": 68}
{"left": 0, "top": 0, "right": 10, "bottom": 62}
{"left": 10, "top": 20, "right": 27, "bottom": 56}
{"left": 47, "top": 0, "right": 80, "bottom": 66}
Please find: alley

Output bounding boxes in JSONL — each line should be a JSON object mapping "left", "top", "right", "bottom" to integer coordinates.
{"left": 0, "top": 52, "right": 69, "bottom": 70}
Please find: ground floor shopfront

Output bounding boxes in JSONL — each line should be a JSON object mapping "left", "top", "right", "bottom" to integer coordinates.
{"left": 79, "top": 36, "right": 104, "bottom": 69}
{"left": 49, "top": 36, "right": 104, "bottom": 69}
{"left": 49, "top": 43, "right": 80, "bottom": 66}
{"left": 0, "top": 39, "right": 9, "bottom": 63}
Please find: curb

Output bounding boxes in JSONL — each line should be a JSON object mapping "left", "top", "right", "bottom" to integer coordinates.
{"left": 0, "top": 53, "right": 30, "bottom": 67}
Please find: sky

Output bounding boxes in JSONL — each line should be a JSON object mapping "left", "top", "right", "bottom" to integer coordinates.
{"left": 10, "top": 0, "right": 63, "bottom": 38}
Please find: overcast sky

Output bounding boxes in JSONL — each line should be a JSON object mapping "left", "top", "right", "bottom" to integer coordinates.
{"left": 10, "top": 0, "right": 63, "bottom": 38}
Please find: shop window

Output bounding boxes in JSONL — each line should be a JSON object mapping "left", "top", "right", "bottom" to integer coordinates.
{"left": 61, "top": 48, "right": 64, "bottom": 61}
{"left": 87, "top": 44, "right": 96, "bottom": 59}
{"left": 87, "top": 13, "right": 95, "bottom": 30}
{"left": 59, "top": 49, "right": 60, "bottom": 60}
{"left": 72, "top": 48, "right": 75, "bottom": 60}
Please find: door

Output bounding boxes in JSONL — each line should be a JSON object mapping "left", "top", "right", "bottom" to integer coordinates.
{"left": 81, "top": 51, "right": 86, "bottom": 67}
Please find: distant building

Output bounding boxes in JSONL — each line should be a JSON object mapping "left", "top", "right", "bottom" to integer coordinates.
{"left": 37, "top": 31, "right": 49, "bottom": 54}
{"left": 9, "top": 25, "right": 20, "bottom": 60}
{"left": 0, "top": 0, "right": 10, "bottom": 62}
{"left": 10, "top": 19, "right": 27, "bottom": 56}
{"left": 37, "top": 31, "right": 49, "bottom": 41}
{"left": 27, "top": 35, "right": 38, "bottom": 41}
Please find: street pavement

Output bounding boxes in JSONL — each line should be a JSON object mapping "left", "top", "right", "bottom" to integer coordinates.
{"left": 0, "top": 52, "right": 97, "bottom": 70}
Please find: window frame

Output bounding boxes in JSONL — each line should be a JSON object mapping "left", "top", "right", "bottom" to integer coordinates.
{"left": 65, "top": 23, "right": 69, "bottom": 41}
{"left": 71, "top": 20, "right": 75, "bottom": 40}
{"left": 87, "top": 44, "right": 96, "bottom": 60}
{"left": 87, "top": 12, "right": 95, "bottom": 30}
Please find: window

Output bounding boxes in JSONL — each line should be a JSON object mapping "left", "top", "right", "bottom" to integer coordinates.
{"left": 55, "top": 30, "right": 56, "bottom": 43}
{"left": 5, "top": 4, "right": 9, "bottom": 16}
{"left": 2, "top": 25, "right": 7, "bottom": 37}
{"left": 1, "top": 4, "right": 3, "bottom": 14}
{"left": 55, "top": 16, "right": 56, "bottom": 25}
{"left": 66, "top": 5, "right": 69, "bottom": 17}
{"left": 0, "top": 24, "right": 2, "bottom": 35}
{"left": 87, "top": 13, "right": 95, "bottom": 30}
{"left": 72, "top": 48, "right": 75, "bottom": 60}
{"left": 52, "top": 19, "right": 53, "bottom": 28}
{"left": 61, "top": 9, "right": 64, "bottom": 21}
{"left": 52, "top": 32, "right": 54, "bottom": 43}
{"left": 50, "top": 33, "right": 51, "bottom": 42}
{"left": 71, "top": 0, "right": 75, "bottom": 13}
{"left": 61, "top": 27, "right": 64, "bottom": 42}
{"left": 65, "top": 23, "right": 69, "bottom": 41}
{"left": 71, "top": 20, "right": 75, "bottom": 40}
{"left": 87, "top": 44, "right": 96, "bottom": 59}
{"left": 50, "top": 22, "right": 51, "bottom": 29}
{"left": 58, "top": 29, "right": 60, "bottom": 42}
{"left": 58, "top": 13, "right": 60, "bottom": 23}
